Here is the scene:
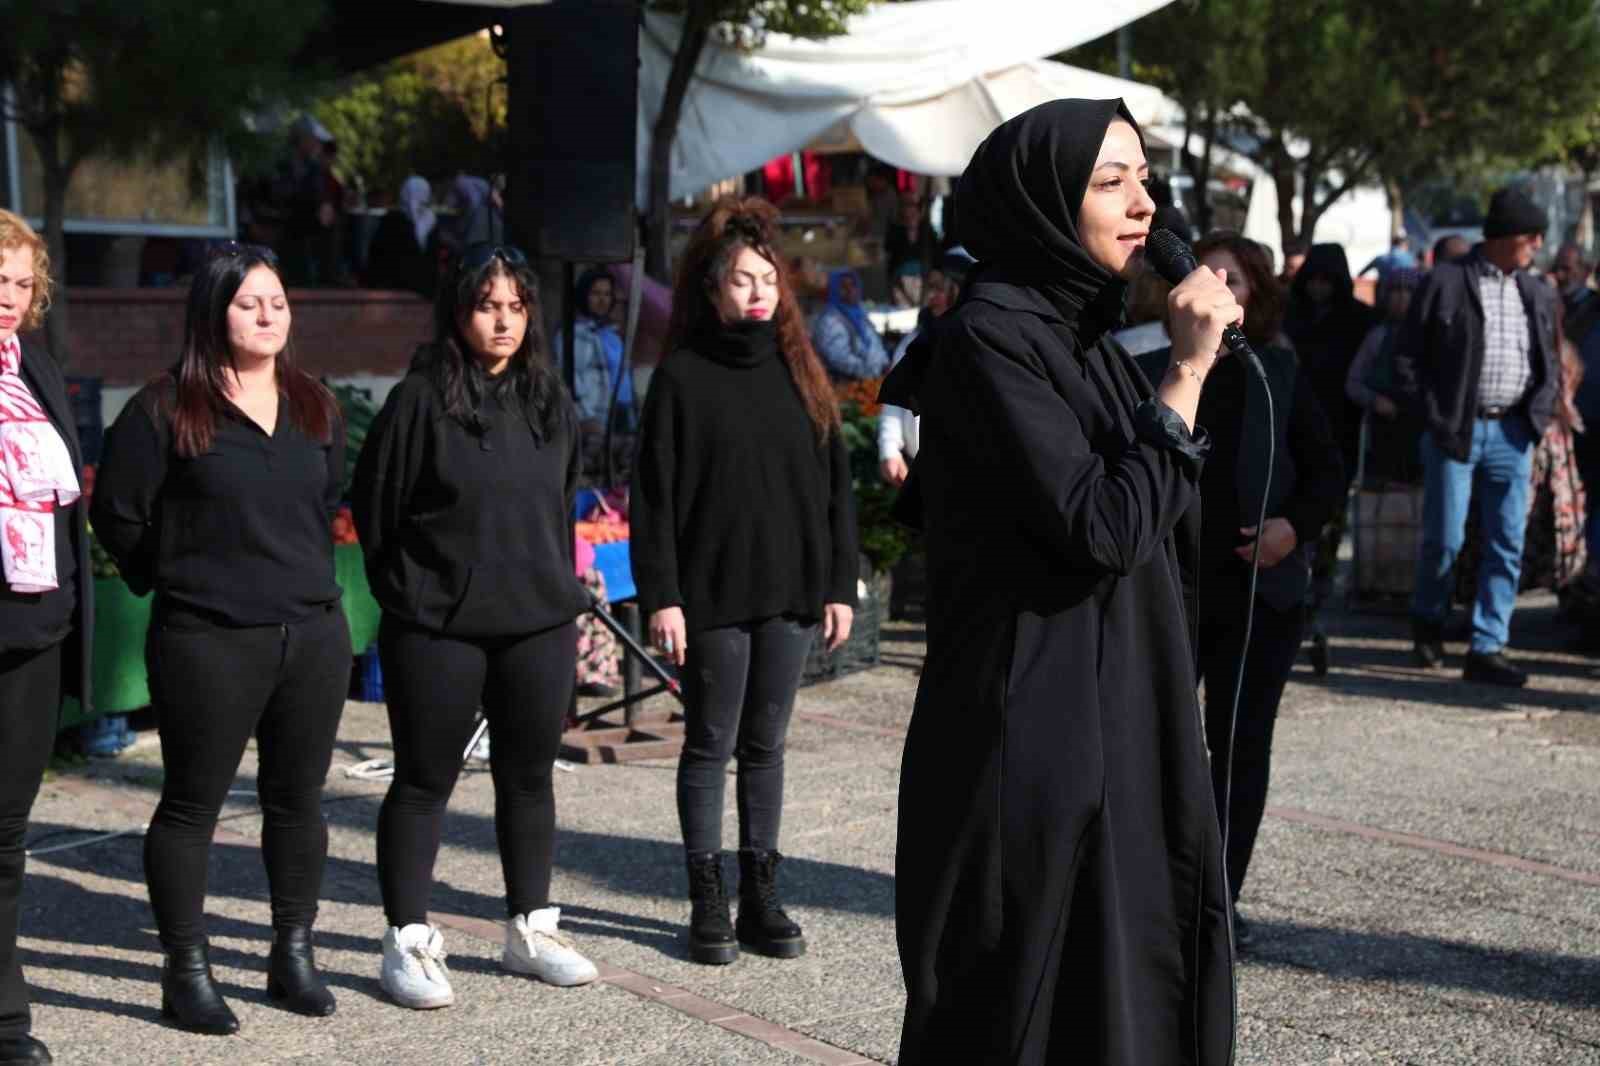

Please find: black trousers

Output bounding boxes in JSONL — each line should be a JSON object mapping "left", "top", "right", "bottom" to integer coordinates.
{"left": 677, "top": 616, "right": 816, "bottom": 855}
{"left": 1195, "top": 593, "right": 1306, "bottom": 903}
{"left": 144, "top": 605, "right": 350, "bottom": 949}
{"left": 0, "top": 644, "right": 61, "bottom": 1039}
{"left": 376, "top": 617, "right": 575, "bottom": 927}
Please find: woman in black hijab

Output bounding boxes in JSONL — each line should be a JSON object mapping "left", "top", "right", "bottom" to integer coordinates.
{"left": 1285, "top": 242, "right": 1373, "bottom": 481}
{"left": 881, "top": 99, "right": 1237, "bottom": 1065}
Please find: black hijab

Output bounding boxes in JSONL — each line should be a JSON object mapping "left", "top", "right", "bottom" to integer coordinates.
{"left": 956, "top": 97, "right": 1145, "bottom": 335}
{"left": 881, "top": 98, "right": 1156, "bottom": 529}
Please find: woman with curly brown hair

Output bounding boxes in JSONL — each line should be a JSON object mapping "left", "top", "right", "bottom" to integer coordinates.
{"left": 0, "top": 209, "right": 90, "bottom": 1066}
{"left": 631, "top": 198, "right": 859, "bottom": 966}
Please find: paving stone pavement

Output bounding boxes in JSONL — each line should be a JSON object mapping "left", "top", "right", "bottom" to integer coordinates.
{"left": 16, "top": 590, "right": 1600, "bottom": 1064}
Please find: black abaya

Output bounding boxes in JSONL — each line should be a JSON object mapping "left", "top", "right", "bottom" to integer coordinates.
{"left": 884, "top": 99, "right": 1234, "bottom": 1066}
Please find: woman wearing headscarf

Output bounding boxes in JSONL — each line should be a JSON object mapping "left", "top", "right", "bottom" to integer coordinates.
{"left": 551, "top": 268, "right": 633, "bottom": 432}
{"left": 881, "top": 99, "right": 1237, "bottom": 1065}
{"left": 365, "top": 176, "right": 440, "bottom": 298}
{"left": 810, "top": 269, "right": 889, "bottom": 380}
{"left": 1285, "top": 243, "right": 1374, "bottom": 482}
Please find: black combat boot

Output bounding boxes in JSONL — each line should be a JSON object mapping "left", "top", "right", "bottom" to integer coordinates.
{"left": 735, "top": 849, "right": 805, "bottom": 959}
{"left": 685, "top": 851, "right": 739, "bottom": 965}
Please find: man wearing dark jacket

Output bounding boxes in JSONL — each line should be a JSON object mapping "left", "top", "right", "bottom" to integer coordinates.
{"left": 1398, "top": 187, "right": 1558, "bottom": 686}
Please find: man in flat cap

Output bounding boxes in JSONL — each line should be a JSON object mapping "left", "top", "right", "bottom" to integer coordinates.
{"left": 1398, "top": 187, "right": 1559, "bottom": 687}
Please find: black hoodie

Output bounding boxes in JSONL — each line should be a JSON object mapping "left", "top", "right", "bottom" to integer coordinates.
{"left": 1284, "top": 242, "right": 1375, "bottom": 476}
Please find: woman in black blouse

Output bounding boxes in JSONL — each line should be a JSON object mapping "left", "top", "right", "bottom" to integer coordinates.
{"left": 1136, "top": 232, "right": 1345, "bottom": 947}
{"left": 631, "top": 198, "right": 858, "bottom": 966}
{"left": 351, "top": 245, "right": 597, "bottom": 1011}
{"left": 94, "top": 245, "right": 348, "bottom": 1035}
{"left": 0, "top": 209, "right": 92, "bottom": 1066}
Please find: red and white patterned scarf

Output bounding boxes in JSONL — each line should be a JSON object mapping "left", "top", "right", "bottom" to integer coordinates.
{"left": 0, "top": 336, "right": 80, "bottom": 592}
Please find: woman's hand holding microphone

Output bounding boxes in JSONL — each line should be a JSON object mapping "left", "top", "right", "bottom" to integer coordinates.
{"left": 1158, "top": 264, "right": 1244, "bottom": 431}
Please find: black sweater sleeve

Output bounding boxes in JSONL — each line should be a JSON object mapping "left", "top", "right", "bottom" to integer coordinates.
{"left": 562, "top": 402, "right": 581, "bottom": 586}
{"left": 325, "top": 408, "right": 346, "bottom": 518}
{"left": 944, "top": 317, "right": 1205, "bottom": 577}
{"left": 629, "top": 369, "right": 683, "bottom": 616}
{"left": 90, "top": 396, "right": 167, "bottom": 596}
{"left": 826, "top": 428, "right": 860, "bottom": 606}
{"left": 350, "top": 378, "right": 426, "bottom": 580}
{"left": 1280, "top": 367, "right": 1347, "bottom": 548}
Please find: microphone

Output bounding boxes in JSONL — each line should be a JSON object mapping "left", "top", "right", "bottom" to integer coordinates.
{"left": 1143, "top": 228, "right": 1266, "bottom": 382}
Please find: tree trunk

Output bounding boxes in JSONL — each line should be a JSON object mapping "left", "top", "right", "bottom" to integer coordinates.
{"left": 36, "top": 141, "right": 73, "bottom": 366}
{"left": 1383, "top": 176, "right": 1405, "bottom": 242}
{"left": 1196, "top": 110, "right": 1218, "bottom": 234}
{"left": 1183, "top": 105, "right": 1218, "bottom": 235}
{"left": 1578, "top": 169, "right": 1595, "bottom": 255}
{"left": 1297, "top": 156, "right": 1322, "bottom": 243}
{"left": 645, "top": 3, "right": 712, "bottom": 282}
{"left": 1268, "top": 139, "right": 1298, "bottom": 251}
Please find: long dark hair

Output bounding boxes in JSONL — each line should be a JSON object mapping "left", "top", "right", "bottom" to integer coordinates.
{"left": 412, "top": 250, "right": 564, "bottom": 439}
{"left": 171, "top": 245, "right": 334, "bottom": 458}
{"left": 667, "top": 197, "right": 838, "bottom": 441}
{"left": 1194, "top": 231, "right": 1285, "bottom": 347}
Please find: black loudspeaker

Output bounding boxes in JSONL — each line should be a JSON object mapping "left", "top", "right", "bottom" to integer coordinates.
{"left": 504, "top": 0, "right": 639, "bottom": 262}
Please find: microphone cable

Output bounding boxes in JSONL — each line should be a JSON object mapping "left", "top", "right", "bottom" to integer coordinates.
{"left": 1223, "top": 349, "right": 1274, "bottom": 889}
{"left": 1144, "top": 226, "right": 1275, "bottom": 937}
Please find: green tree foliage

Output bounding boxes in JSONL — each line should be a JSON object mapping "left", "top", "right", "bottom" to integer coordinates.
{"left": 0, "top": 0, "right": 327, "bottom": 362}
{"left": 651, "top": 0, "right": 877, "bottom": 44}
{"left": 1073, "top": 0, "right": 1600, "bottom": 247}
{"left": 312, "top": 33, "right": 505, "bottom": 200}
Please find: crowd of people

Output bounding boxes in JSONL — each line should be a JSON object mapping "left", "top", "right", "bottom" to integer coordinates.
{"left": 0, "top": 184, "right": 862, "bottom": 1061}
{"left": 3, "top": 88, "right": 1600, "bottom": 1065}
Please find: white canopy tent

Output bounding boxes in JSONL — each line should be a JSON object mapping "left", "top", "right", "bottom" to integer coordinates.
{"left": 422, "top": 1, "right": 1179, "bottom": 198}
{"left": 636, "top": 0, "right": 1177, "bottom": 203}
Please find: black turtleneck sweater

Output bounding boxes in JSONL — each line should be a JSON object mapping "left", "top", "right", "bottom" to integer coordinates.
{"left": 630, "top": 322, "right": 859, "bottom": 631}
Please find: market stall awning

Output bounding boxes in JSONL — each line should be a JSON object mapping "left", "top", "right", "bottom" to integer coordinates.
{"left": 637, "top": 0, "right": 1176, "bottom": 203}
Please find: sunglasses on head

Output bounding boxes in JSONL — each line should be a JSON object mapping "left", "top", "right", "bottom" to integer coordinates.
{"left": 209, "top": 240, "right": 278, "bottom": 265}
{"left": 458, "top": 243, "right": 529, "bottom": 273}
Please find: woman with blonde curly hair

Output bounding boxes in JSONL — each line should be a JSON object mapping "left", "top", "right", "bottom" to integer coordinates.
{"left": 631, "top": 197, "right": 858, "bottom": 965}
{"left": 0, "top": 209, "right": 92, "bottom": 1066}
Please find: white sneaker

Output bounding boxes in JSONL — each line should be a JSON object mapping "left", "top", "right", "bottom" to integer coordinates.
{"left": 502, "top": 906, "right": 599, "bottom": 987}
{"left": 380, "top": 923, "right": 455, "bottom": 1009}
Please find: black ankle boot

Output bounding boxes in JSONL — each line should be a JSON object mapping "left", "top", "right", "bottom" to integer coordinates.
{"left": 685, "top": 851, "right": 739, "bottom": 965}
{"left": 267, "top": 926, "right": 337, "bottom": 1016}
{"left": 736, "top": 848, "right": 805, "bottom": 959}
{"left": 0, "top": 1034, "right": 51, "bottom": 1065}
{"left": 160, "top": 942, "right": 240, "bottom": 1035}
{"left": 1411, "top": 616, "right": 1445, "bottom": 669}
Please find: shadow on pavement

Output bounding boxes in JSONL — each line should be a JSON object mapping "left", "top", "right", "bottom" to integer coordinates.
{"left": 1245, "top": 917, "right": 1600, "bottom": 1011}
{"left": 23, "top": 794, "right": 896, "bottom": 968}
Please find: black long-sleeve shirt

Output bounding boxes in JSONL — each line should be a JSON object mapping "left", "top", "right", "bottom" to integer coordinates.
{"left": 1195, "top": 352, "right": 1344, "bottom": 611}
{"left": 630, "top": 321, "right": 859, "bottom": 631}
{"left": 350, "top": 371, "right": 587, "bottom": 638}
{"left": 92, "top": 377, "right": 344, "bottom": 626}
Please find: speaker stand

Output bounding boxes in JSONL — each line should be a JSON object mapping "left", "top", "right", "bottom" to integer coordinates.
{"left": 557, "top": 592, "right": 687, "bottom": 764}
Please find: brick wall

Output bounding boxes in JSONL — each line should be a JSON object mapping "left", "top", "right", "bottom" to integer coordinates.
{"left": 37, "top": 287, "right": 434, "bottom": 385}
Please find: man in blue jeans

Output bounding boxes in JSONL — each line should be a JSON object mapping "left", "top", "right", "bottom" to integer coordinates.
{"left": 1398, "top": 188, "right": 1560, "bottom": 686}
